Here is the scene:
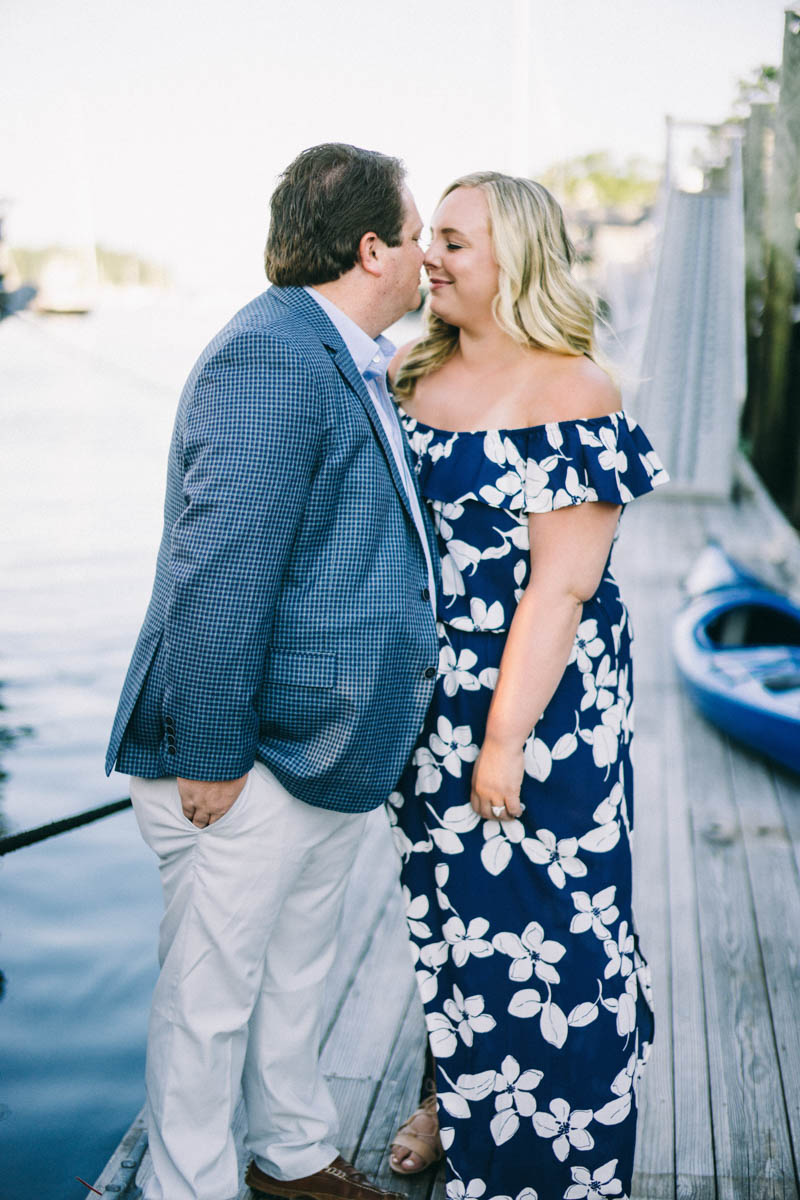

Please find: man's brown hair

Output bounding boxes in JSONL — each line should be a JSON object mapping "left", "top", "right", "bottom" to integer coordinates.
{"left": 264, "top": 143, "right": 406, "bottom": 286}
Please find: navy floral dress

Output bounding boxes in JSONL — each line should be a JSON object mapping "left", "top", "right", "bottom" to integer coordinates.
{"left": 390, "top": 408, "right": 669, "bottom": 1200}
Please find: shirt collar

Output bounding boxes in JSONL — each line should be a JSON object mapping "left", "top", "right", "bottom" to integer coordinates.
{"left": 303, "top": 286, "right": 395, "bottom": 379}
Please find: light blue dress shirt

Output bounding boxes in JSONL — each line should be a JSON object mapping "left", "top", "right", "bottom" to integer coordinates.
{"left": 304, "top": 287, "right": 437, "bottom": 614}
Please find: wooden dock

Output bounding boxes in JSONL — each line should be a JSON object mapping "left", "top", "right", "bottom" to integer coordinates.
{"left": 88, "top": 472, "right": 800, "bottom": 1200}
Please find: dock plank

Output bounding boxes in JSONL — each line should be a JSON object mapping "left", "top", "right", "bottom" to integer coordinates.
{"left": 726, "top": 747, "right": 800, "bottom": 1194}
{"left": 681, "top": 688, "right": 798, "bottom": 1199}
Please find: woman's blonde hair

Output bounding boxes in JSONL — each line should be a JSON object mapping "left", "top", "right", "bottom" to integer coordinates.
{"left": 394, "top": 172, "right": 603, "bottom": 397}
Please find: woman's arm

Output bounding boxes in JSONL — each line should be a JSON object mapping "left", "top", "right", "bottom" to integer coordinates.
{"left": 470, "top": 498, "right": 622, "bottom": 820}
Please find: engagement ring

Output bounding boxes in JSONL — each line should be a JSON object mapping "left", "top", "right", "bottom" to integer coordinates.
{"left": 491, "top": 805, "right": 506, "bottom": 817}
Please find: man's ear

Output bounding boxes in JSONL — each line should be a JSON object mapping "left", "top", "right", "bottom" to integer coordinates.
{"left": 356, "top": 231, "right": 383, "bottom": 277}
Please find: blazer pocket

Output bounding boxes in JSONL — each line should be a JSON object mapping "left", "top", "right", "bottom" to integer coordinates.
{"left": 265, "top": 649, "right": 337, "bottom": 689}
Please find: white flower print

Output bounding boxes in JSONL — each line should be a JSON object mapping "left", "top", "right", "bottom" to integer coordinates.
{"left": 492, "top": 921, "right": 566, "bottom": 985}
{"left": 429, "top": 716, "right": 479, "bottom": 778}
{"left": 449, "top": 596, "right": 506, "bottom": 632}
{"left": 446, "top": 1180, "right": 486, "bottom": 1200}
{"left": 428, "top": 430, "right": 459, "bottom": 462}
{"left": 442, "top": 983, "right": 497, "bottom": 1048}
{"left": 600, "top": 700, "right": 624, "bottom": 736}
{"left": 424, "top": 800, "right": 481, "bottom": 854}
{"left": 580, "top": 654, "right": 617, "bottom": 712}
{"left": 490, "top": 1054, "right": 544, "bottom": 1145}
{"left": 603, "top": 920, "right": 634, "bottom": 980}
{"left": 552, "top": 730, "right": 579, "bottom": 761}
{"left": 479, "top": 433, "right": 529, "bottom": 509}
{"left": 524, "top": 735, "right": 552, "bottom": 782}
{"left": 443, "top": 915, "right": 494, "bottom": 966}
{"left": 579, "top": 722, "right": 619, "bottom": 774}
{"left": 521, "top": 828, "right": 588, "bottom": 888}
{"left": 414, "top": 898, "right": 450, "bottom": 1002}
{"left": 434, "top": 862, "right": 452, "bottom": 911}
{"left": 402, "top": 886, "right": 432, "bottom": 939}
{"left": 546, "top": 420, "right": 564, "bottom": 449}
{"left": 577, "top": 819, "right": 621, "bottom": 854}
{"left": 594, "top": 1049, "right": 637, "bottom": 1126}
{"left": 493, "top": 1054, "right": 543, "bottom": 1116}
{"left": 435, "top": 500, "right": 465, "bottom": 541}
{"left": 513, "top": 556, "right": 527, "bottom": 603}
{"left": 386, "top": 790, "right": 413, "bottom": 861}
{"left": 640, "top": 447, "right": 668, "bottom": 486}
{"left": 524, "top": 457, "right": 556, "bottom": 512}
{"left": 575, "top": 421, "right": 605, "bottom": 447}
{"left": 439, "top": 644, "right": 481, "bottom": 695}
{"left": 426, "top": 1010, "right": 458, "bottom": 1058}
{"left": 449, "top": 539, "right": 483, "bottom": 574}
{"left": 592, "top": 777, "right": 624, "bottom": 825}
{"left": 480, "top": 470, "right": 527, "bottom": 510}
{"left": 597, "top": 425, "right": 627, "bottom": 474}
{"left": 564, "top": 1159, "right": 625, "bottom": 1198}
{"left": 441, "top": 551, "right": 467, "bottom": 606}
{"left": 413, "top": 745, "right": 442, "bottom": 795}
{"left": 532, "top": 1097, "right": 594, "bottom": 1161}
{"left": 483, "top": 429, "right": 524, "bottom": 469}
{"left": 481, "top": 811, "right": 526, "bottom": 875}
{"left": 553, "top": 465, "right": 599, "bottom": 509}
{"left": 405, "top": 425, "right": 435, "bottom": 458}
{"left": 569, "top": 619, "right": 605, "bottom": 672}
{"left": 570, "top": 886, "right": 620, "bottom": 940}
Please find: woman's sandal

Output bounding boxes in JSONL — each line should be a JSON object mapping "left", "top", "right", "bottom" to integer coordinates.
{"left": 389, "top": 1092, "right": 444, "bottom": 1175}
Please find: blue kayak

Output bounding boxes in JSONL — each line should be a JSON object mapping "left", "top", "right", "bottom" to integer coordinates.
{"left": 673, "top": 543, "right": 800, "bottom": 774}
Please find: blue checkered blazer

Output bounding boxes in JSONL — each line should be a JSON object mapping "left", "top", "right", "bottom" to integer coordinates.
{"left": 105, "top": 286, "right": 440, "bottom": 812}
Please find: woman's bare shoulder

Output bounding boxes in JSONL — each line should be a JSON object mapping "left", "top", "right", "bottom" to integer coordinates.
{"left": 526, "top": 353, "right": 621, "bottom": 424}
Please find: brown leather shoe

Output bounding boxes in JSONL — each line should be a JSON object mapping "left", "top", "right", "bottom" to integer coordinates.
{"left": 245, "top": 1155, "right": 407, "bottom": 1200}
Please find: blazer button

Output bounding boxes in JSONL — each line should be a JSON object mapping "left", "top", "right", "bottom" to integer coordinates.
{"left": 167, "top": 746, "right": 176, "bottom": 756}
{"left": 424, "top": 666, "right": 436, "bottom": 679}
{"left": 421, "top": 587, "right": 431, "bottom": 601}
{"left": 165, "top": 716, "right": 175, "bottom": 728}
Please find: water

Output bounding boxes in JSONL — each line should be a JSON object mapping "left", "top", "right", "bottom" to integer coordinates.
{"left": 0, "top": 291, "right": 267, "bottom": 1199}
{"left": 0, "top": 292, "right": 421, "bottom": 1199}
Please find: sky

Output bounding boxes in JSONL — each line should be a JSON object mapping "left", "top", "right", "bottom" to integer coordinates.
{"left": 1, "top": 0, "right": 794, "bottom": 291}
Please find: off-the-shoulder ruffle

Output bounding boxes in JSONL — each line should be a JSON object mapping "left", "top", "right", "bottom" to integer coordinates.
{"left": 402, "top": 409, "right": 669, "bottom": 513}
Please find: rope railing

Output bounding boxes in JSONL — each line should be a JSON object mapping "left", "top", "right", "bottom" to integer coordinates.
{"left": 0, "top": 798, "right": 132, "bottom": 855}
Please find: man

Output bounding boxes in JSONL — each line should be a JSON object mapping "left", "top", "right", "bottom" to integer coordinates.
{"left": 106, "top": 143, "right": 439, "bottom": 1200}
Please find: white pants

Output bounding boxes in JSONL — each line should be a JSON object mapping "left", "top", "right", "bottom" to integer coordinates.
{"left": 130, "top": 762, "right": 366, "bottom": 1200}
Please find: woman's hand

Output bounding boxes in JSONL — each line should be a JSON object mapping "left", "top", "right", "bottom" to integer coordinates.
{"left": 470, "top": 736, "right": 525, "bottom": 821}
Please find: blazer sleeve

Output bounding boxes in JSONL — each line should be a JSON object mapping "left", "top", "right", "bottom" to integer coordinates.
{"left": 164, "top": 329, "right": 323, "bottom": 779}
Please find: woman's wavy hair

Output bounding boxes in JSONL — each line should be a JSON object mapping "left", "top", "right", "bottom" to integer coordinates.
{"left": 394, "top": 172, "right": 603, "bottom": 397}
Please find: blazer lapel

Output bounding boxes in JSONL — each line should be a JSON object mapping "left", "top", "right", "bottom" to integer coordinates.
{"left": 271, "top": 287, "right": 415, "bottom": 524}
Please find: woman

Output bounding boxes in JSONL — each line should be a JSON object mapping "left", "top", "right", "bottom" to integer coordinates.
{"left": 386, "top": 173, "right": 668, "bottom": 1199}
